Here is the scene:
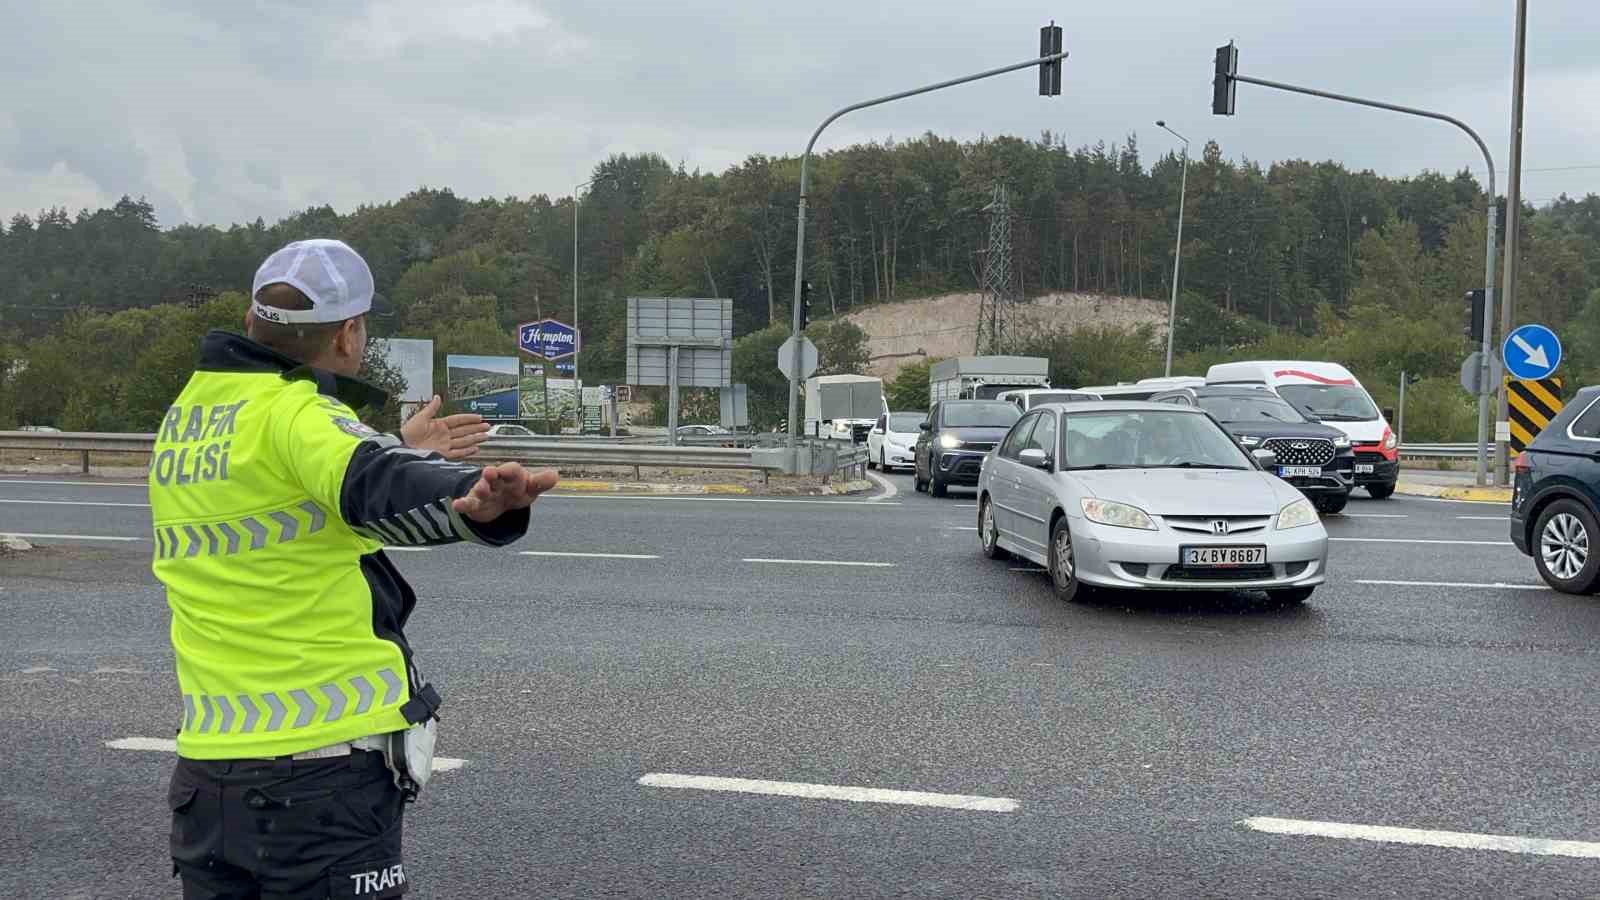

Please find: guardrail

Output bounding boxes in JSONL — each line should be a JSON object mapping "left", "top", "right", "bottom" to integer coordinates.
{"left": 1400, "top": 442, "right": 1499, "bottom": 460}
{"left": 0, "top": 431, "right": 872, "bottom": 481}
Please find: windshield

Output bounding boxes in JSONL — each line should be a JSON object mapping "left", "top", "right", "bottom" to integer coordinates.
{"left": 943, "top": 402, "right": 1022, "bottom": 428}
{"left": 1064, "top": 411, "right": 1252, "bottom": 469}
{"left": 1197, "top": 395, "right": 1307, "bottom": 424}
{"left": 1277, "top": 384, "right": 1379, "bottom": 421}
{"left": 887, "top": 414, "right": 924, "bottom": 433}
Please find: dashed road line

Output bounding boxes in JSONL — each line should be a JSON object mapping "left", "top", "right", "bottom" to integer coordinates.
{"left": 1339, "top": 514, "right": 1408, "bottom": 518}
{"left": 1, "top": 532, "right": 144, "bottom": 542}
{"left": 0, "top": 498, "right": 149, "bottom": 508}
{"left": 519, "top": 550, "right": 660, "bottom": 560}
{"left": 1356, "top": 579, "right": 1548, "bottom": 591}
{"left": 1456, "top": 516, "right": 1508, "bottom": 521}
{"left": 1330, "top": 537, "right": 1512, "bottom": 547}
{"left": 639, "top": 773, "right": 1017, "bottom": 812}
{"left": 0, "top": 479, "right": 147, "bottom": 487}
{"left": 743, "top": 558, "right": 896, "bottom": 568}
{"left": 1240, "top": 816, "right": 1600, "bottom": 859}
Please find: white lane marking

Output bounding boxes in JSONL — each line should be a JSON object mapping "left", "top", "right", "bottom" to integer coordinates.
{"left": 954, "top": 504, "right": 977, "bottom": 509}
{"left": 384, "top": 546, "right": 431, "bottom": 553}
{"left": 639, "top": 773, "right": 1017, "bottom": 813}
{"left": 105, "top": 737, "right": 467, "bottom": 773}
{"left": 519, "top": 550, "right": 660, "bottom": 560}
{"left": 865, "top": 470, "right": 899, "bottom": 503}
{"left": 947, "top": 526, "right": 979, "bottom": 532}
{"left": 543, "top": 495, "right": 899, "bottom": 507}
{"left": 1330, "top": 537, "right": 1512, "bottom": 546}
{"left": 1340, "top": 514, "right": 1408, "bottom": 518}
{"left": 2, "top": 532, "right": 144, "bottom": 542}
{"left": 1457, "top": 516, "right": 1508, "bottom": 521}
{"left": 743, "top": 558, "right": 896, "bottom": 568}
{"left": 1240, "top": 816, "right": 1600, "bottom": 860}
{"left": 0, "top": 498, "right": 149, "bottom": 508}
{"left": 1009, "top": 567, "right": 1043, "bottom": 573}
{"left": 0, "top": 479, "right": 147, "bottom": 487}
{"left": 1357, "top": 579, "right": 1549, "bottom": 591}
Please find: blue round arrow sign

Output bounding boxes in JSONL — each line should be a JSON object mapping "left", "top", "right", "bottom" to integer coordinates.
{"left": 1502, "top": 323, "right": 1562, "bottom": 380}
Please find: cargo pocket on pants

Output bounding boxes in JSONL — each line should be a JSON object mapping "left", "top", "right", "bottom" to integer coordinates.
{"left": 167, "top": 776, "right": 204, "bottom": 877}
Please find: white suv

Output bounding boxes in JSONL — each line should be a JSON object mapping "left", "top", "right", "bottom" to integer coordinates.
{"left": 867, "top": 412, "right": 925, "bottom": 472}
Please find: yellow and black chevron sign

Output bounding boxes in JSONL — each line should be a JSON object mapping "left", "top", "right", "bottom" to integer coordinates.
{"left": 1506, "top": 376, "right": 1564, "bottom": 453}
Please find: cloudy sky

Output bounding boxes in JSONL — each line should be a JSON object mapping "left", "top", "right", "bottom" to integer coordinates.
{"left": 2, "top": 0, "right": 1595, "bottom": 228}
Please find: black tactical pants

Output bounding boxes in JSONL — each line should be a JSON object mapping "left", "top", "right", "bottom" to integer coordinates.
{"left": 168, "top": 749, "right": 407, "bottom": 899}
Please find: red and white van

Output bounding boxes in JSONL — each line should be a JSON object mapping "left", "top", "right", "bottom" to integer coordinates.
{"left": 1205, "top": 361, "right": 1399, "bottom": 499}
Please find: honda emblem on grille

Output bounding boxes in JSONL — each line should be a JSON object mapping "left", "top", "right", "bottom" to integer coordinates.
{"left": 1212, "top": 519, "right": 1230, "bottom": 535}
{"left": 1291, "top": 441, "right": 1310, "bottom": 450}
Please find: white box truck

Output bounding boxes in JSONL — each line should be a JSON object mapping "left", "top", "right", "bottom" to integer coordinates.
{"left": 929, "top": 356, "right": 1050, "bottom": 404}
{"left": 805, "top": 374, "right": 885, "bottom": 443}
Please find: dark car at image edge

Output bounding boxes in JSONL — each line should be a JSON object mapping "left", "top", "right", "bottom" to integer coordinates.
{"left": 1510, "top": 385, "right": 1600, "bottom": 593}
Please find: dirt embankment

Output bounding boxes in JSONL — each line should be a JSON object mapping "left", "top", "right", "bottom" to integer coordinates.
{"left": 842, "top": 291, "right": 1170, "bottom": 381}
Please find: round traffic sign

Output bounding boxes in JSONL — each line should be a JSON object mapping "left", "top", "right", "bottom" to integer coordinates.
{"left": 1502, "top": 323, "right": 1562, "bottom": 381}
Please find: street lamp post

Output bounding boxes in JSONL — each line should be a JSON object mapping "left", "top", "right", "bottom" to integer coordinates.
{"left": 572, "top": 176, "right": 616, "bottom": 433}
{"left": 1156, "top": 121, "right": 1189, "bottom": 378}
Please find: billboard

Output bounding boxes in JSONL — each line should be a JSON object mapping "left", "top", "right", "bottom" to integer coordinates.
{"left": 371, "top": 338, "right": 434, "bottom": 403}
{"left": 519, "top": 364, "right": 578, "bottom": 421}
{"left": 446, "top": 355, "right": 518, "bottom": 419}
{"left": 517, "top": 318, "right": 580, "bottom": 361}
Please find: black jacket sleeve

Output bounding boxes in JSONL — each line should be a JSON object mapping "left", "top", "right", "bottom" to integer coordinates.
{"left": 337, "top": 433, "right": 531, "bottom": 547}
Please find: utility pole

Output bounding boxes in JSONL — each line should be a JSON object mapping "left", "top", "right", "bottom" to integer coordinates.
{"left": 782, "top": 28, "right": 1068, "bottom": 471}
{"left": 1156, "top": 121, "right": 1190, "bottom": 378}
{"left": 1497, "top": 0, "right": 1529, "bottom": 485}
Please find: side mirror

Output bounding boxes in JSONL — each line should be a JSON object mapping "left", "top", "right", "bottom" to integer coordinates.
{"left": 1018, "top": 448, "right": 1050, "bottom": 469}
{"left": 1382, "top": 407, "right": 1396, "bottom": 424}
{"left": 1252, "top": 448, "right": 1279, "bottom": 469}
{"left": 919, "top": 422, "right": 931, "bottom": 432}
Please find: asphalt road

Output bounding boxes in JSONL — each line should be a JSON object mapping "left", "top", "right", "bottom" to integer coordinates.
{"left": 2, "top": 471, "right": 1598, "bottom": 898}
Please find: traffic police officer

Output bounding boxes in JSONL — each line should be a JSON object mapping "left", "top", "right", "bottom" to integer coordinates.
{"left": 150, "top": 239, "right": 558, "bottom": 898}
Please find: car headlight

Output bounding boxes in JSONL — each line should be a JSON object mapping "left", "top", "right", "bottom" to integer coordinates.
{"left": 1333, "top": 435, "right": 1351, "bottom": 448}
{"left": 939, "top": 433, "right": 961, "bottom": 449}
{"left": 1080, "top": 498, "right": 1157, "bottom": 531}
{"left": 1381, "top": 428, "right": 1397, "bottom": 451}
{"left": 1238, "top": 435, "right": 1261, "bottom": 447}
{"left": 1276, "top": 497, "right": 1319, "bottom": 529}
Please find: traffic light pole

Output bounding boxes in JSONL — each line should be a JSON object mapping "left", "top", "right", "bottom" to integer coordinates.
{"left": 784, "top": 47, "right": 1070, "bottom": 469}
{"left": 1227, "top": 73, "right": 1499, "bottom": 486}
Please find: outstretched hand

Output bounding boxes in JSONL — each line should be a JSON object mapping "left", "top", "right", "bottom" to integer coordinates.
{"left": 402, "top": 395, "right": 491, "bottom": 461}
{"left": 453, "top": 463, "right": 560, "bottom": 523}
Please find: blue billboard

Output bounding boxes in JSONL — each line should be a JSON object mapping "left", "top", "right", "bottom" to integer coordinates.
{"left": 445, "top": 354, "right": 519, "bottom": 420}
{"left": 518, "top": 318, "right": 580, "bottom": 361}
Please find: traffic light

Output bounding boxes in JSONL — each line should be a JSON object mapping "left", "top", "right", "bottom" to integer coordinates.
{"left": 1212, "top": 42, "right": 1238, "bottom": 115}
{"left": 1463, "top": 289, "right": 1486, "bottom": 343}
{"left": 1039, "top": 23, "right": 1063, "bottom": 96}
{"left": 798, "top": 279, "right": 812, "bottom": 332}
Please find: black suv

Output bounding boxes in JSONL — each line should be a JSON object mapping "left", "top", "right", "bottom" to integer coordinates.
{"left": 1511, "top": 385, "right": 1600, "bottom": 593}
{"left": 913, "top": 400, "right": 1022, "bottom": 497}
{"left": 1151, "top": 386, "right": 1356, "bottom": 513}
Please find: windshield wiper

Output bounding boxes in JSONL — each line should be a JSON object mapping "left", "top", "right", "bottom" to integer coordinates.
{"left": 1156, "top": 461, "right": 1248, "bottom": 470}
{"left": 1065, "top": 463, "right": 1138, "bottom": 470}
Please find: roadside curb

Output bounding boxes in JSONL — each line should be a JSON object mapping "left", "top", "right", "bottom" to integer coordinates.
{"left": 0, "top": 534, "right": 35, "bottom": 554}
{"left": 1396, "top": 480, "right": 1511, "bottom": 503}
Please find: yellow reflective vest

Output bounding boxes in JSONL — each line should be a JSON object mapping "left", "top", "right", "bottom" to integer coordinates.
{"left": 150, "top": 331, "right": 527, "bottom": 759}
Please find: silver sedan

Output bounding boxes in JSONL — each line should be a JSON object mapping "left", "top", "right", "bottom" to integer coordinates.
{"left": 975, "top": 401, "right": 1329, "bottom": 604}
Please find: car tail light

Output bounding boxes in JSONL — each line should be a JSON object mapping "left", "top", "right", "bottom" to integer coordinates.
{"left": 1514, "top": 452, "right": 1532, "bottom": 475}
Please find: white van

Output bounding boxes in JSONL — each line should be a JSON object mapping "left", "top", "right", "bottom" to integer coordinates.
{"left": 997, "top": 387, "right": 1102, "bottom": 411}
{"left": 1205, "top": 360, "right": 1399, "bottom": 498}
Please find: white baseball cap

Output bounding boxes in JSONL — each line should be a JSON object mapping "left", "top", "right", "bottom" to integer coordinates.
{"left": 250, "top": 239, "right": 375, "bottom": 325}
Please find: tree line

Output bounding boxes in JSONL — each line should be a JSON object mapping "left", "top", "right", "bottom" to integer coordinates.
{"left": 2, "top": 132, "right": 1598, "bottom": 441}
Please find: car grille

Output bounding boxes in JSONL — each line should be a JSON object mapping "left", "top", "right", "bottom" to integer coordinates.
{"left": 961, "top": 441, "right": 997, "bottom": 452}
{"left": 941, "top": 454, "right": 984, "bottom": 475}
{"left": 1163, "top": 516, "right": 1272, "bottom": 535}
{"left": 1164, "top": 564, "right": 1275, "bottom": 582}
{"left": 850, "top": 424, "right": 871, "bottom": 442}
{"left": 1355, "top": 450, "right": 1385, "bottom": 465}
{"left": 1263, "top": 438, "right": 1335, "bottom": 467}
